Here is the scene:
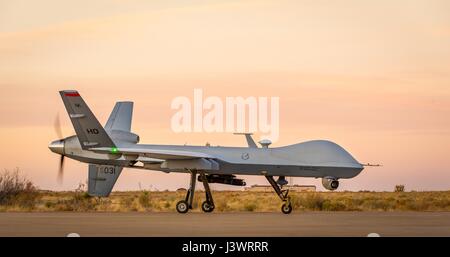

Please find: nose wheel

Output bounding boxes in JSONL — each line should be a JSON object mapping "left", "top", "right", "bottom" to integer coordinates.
{"left": 281, "top": 202, "right": 292, "bottom": 214}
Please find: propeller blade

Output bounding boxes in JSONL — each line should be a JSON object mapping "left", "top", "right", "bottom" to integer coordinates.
{"left": 54, "top": 113, "right": 63, "bottom": 139}
{"left": 57, "top": 155, "right": 65, "bottom": 184}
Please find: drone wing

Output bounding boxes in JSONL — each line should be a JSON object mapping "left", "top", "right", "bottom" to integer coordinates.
{"left": 90, "top": 147, "right": 215, "bottom": 160}
{"left": 91, "top": 147, "right": 220, "bottom": 171}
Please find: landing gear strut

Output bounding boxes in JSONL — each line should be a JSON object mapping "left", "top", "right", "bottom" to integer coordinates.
{"left": 176, "top": 170, "right": 215, "bottom": 214}
{"left": 266, "top": 175, "right": 292, "bottom": 214}
{"left": 176, "top": 170, "right": 197, "bottom": 213}
{"left": 200, "top": 171, "right": 215, "bottom": 213}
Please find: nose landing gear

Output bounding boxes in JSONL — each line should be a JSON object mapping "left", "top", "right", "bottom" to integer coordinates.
{"left": 266, "top": 175, "right": 293, "bottom": 214}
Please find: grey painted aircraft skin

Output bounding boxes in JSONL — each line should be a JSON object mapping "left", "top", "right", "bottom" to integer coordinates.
{"left": 49, "top": 90, "right": 365, "bottom": 214}
{"left": 62, "top": 137, "right": 363, "bottom": 178}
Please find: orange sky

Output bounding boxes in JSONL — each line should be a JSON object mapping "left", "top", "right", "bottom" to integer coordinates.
{"left": 1, "top": 0, "right": 449, "bottom": 191}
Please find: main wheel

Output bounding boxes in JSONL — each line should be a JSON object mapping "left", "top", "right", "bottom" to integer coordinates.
{"left": 281, "top": 203, "right": 292, "bottom": 214}
{"left": 176, "top": 200, "right": 189, "bottom": 214}
{"left": 201, "top": 201, "right": 215, "bottom": 213}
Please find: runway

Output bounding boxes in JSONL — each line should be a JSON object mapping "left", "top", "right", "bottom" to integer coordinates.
{"left": 0, "top": 212, "right": 449, "bottom": 237}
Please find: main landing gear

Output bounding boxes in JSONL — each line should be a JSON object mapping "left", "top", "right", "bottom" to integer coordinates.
{"left": 176, "top": 170, "right": 215, "bottom": 214}
{"left": 265, "top": 175, "right": 292, "bottom": 214}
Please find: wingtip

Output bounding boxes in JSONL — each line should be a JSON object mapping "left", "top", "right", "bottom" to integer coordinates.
{"left": 361, "top": 163, "right": 383, "bottom": 167}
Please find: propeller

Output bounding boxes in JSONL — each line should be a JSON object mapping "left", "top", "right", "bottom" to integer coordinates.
{"left": 57, "top": 155, "right": 65, "bottom": 184}
{"left": 54, "top": 113, "right": 63, "bottom": 139}
{"left": 54, "top": 113, "right": 65, "bottom": 184}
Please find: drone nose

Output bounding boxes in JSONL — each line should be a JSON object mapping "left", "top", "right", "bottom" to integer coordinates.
{"left": 49, "top": 140, "right": 65, "bottom": 155}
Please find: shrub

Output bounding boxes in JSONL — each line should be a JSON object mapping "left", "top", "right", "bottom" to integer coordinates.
{"left": 301, "top": 193, "right": 325, "bottom": 210}
{"left": 138, "top": 191, "right": 152, "bottom": 209}
{"left": 0, "top": 168, "right": 39, "bottom": 208}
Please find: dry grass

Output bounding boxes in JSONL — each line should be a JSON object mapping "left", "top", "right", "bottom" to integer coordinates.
{"left": 1, "top": 190, "right": 449, "bottom": 212}
{"left": 1, "top": 170, "right": 449, "bottom": 212}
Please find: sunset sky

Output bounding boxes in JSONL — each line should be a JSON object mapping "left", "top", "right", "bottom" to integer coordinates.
{"left": 1, "top": 0, "right": 449, "bottom": 191}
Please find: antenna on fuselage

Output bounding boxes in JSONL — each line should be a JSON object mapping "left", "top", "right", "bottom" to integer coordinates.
{"left": 233, "top": 133, "right": 257, "bottom": 148}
